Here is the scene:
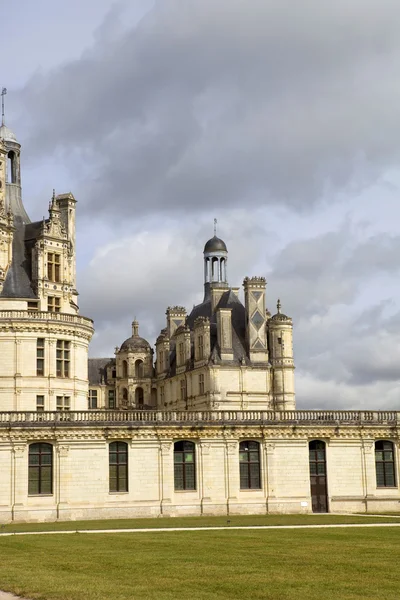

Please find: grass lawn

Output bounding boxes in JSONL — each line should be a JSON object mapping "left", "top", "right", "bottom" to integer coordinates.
{"left": 0, "top": 527, "right": 399, "bottom": 600}
{"left": 1, "top": 512, "right": 400, "bottom": 533}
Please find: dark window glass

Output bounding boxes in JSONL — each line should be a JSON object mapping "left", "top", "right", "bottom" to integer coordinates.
{"left": 28, "top": 443, "right": 53, "bottom": 495}
{"left": 174, "top": 441, "right": 196, "bottom": 490}
{"left": 109, "top": 442, "right": 128, "bottom": 492}
{"left": 375, "top": 441, "right": 396, "bottom": 487}
{"left": 239, "top": 441, "right": 261, "bottom": 489}
{"left": 37, "top": 338, "right": 45, "bottom": 376}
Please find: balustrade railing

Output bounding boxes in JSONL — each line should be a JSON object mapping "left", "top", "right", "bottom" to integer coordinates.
{"left": 0, "top": 410, "right": 398, "bottom": 426}
{"left": 0, "top": 311, "right": 93, "bottom": 326}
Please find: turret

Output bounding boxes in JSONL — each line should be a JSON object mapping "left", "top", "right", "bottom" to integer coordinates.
{"left": 203, "top": 224, "right": 228, "bottom": 304}
{"left": 268, "top": 300, "right": 295, "bottom": 410}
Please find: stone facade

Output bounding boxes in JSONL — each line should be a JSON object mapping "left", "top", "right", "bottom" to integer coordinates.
{"left": 0, "top": 118, "right": 399, "bottom": 523}
{"left": 0, "top": 411, "right": 399, "bottom": 522}
{"left": 0, "top": 121, "right": 94, "bottom": 414}
{"left": 89, "top": 243, "right": 296, "bottom": 412}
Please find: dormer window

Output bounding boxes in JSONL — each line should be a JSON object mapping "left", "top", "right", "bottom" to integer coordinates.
{"left": 47, "top": 253, "right": 60, "bottom": 282}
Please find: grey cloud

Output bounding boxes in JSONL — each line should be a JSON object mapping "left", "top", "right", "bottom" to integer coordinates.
{"left": 15, "top": 0, "right": 400, "bottom": 219}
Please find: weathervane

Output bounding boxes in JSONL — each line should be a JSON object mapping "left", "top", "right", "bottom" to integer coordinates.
{"left": 1, "top": 88, "right": 6, "bottom": 126}
{"left": 214, "top": 218, "right": 217, "bottom": 236}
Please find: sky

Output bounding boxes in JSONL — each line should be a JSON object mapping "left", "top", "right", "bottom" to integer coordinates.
{"left": 2, "top": 0, "right": 400, "bottom": 410}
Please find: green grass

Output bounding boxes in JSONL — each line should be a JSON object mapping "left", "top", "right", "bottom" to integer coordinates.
{"left": 1, "top": 512, "right": 400, "bottom": 533}
{"left": 0, "top": 527, "right": 399, "bottom": 600}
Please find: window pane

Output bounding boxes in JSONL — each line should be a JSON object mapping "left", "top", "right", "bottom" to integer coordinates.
{"left": 250, "top": 463, "right": 260, "bottom": 488}
{"left": 185, "top": 464, "right": 195, "bottom": 490}
{"left": 174, "top": 464, "right": 184, "bottom": 490}
{"left": 184, "top": 453, "right": 194, "bottom": 463}
{"left": 174, "top": 452, "right": 183, "bottom": 464}
{"left": 240, "top": 463, "right": 249, "bottom": 489}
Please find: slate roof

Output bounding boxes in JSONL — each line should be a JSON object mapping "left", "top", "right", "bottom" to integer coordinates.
{"left": 88, "top": 358, "right": 114, "bottom": 385}
{"left": 166, "top": 288, "right": 250, "bottom": 376}
{"left": 1, "top": 215, "right": 36, "bottom": 299}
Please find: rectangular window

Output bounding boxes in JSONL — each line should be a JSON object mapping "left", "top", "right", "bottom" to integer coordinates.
{"left": 174, "top": 441, "right": 196, "bottom": 490}
{"left": 56, "top": 340, "right": 70, "bottom": 377}
{"left": 375, "top": 441, "right": 396, "bottom": 487}
{"left": 47, "top": 253, "right": 61, "bottom": 282}
{"left": 108, "top": 389, "right": 115, "bottom": 409}
{"left": 198, "top": 335, "right": 204, "bottom": 360}
{"left": 88, "top": 389, "right": 98, "bottom": 409}
{"left": 239, "top": 441, "right": 261, "bottom": 489}
{"left": 56, "top": 396, "right": 70, "bottom": 411}
{"left": 28, "top": 301, "right": 39, "bottom": 312}
{"left": 109, "top": 442, "right": 128, "bottom": 492}
{"left": 199, "top": 373, "right": 205, "bottom": 395}
{"left": 28, "top": 443, "right": 53, "bottom": 495}
{"left": 36, "top": 338, "right": 45, "bottom": 376}
{"left": 36, "top": 395, "right": 45, "bottom": 412}
{"left": 48, "top": 296, "right": 61, "bottom": 313}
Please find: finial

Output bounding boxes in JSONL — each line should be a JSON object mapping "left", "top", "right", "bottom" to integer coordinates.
{"left": 1, "top": 88, "right": 7, "bottom": 126}
{"left": 132, "top": 320, "right": 139, "bottom": 337}
{"left": 52, "top": 188, "right": 56, "bottom": 201}
{"left": 214, "top": 218, "right": 217, "bottom": 236}
{"left": 277, "top": 299, "right": 281, "bottom": 314}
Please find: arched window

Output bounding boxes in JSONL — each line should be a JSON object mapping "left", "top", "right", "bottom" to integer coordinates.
{"left": 375, "top": 441, "right": 396, "bottom": 487}
{"left": 174, "top": 441, "right": 196, "bottom": 490}
{"left": 309, "top": 440, "right": 328, "bottom": 513}
{"left": 7, "top": 151, "right": 15, "bottom": 184}
{"left": 28, "top": 443, "right": 53, "bottom": 495}
{"left": 122, "top": 388, "right": 128, "bottom": 405}
{"left": 135, "top": 387, "right": 144, "bottom": 408}
{"left": 135, "top": 359, "right": 144, "bottom": 378}
{"left": 109, "top": 442, "right": 128, "bottom": 492}
{"left": 239, "top": 441, "right": 261, "bottom": 489}
{"left": 122, "top": 360, "right": 128, "bottom": 378}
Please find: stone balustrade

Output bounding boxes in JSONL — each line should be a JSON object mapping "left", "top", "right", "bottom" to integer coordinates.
{"left": 0, "top": 310, "right": 93, "bottom": 327}
{"left": 0, "top": 410, "right": 398, "bottom": 427}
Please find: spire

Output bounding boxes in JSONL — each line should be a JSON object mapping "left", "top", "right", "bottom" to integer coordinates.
{"left": 214, "top": 217, "right": 217, "bottom": 236}
{"left": 277, "top": 299, "right": 281, "bottom": 314}
{"left": 1, "top": 88, "right": 6, "bottom": 126}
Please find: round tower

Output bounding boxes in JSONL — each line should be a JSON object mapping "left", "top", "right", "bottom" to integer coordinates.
{"left": 268, "top": 299, "right": 295, "bottom": 410}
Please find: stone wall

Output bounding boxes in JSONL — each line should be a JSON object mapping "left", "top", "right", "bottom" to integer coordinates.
{"left": 0, "top": 410, "right": 399, "bottom": 522}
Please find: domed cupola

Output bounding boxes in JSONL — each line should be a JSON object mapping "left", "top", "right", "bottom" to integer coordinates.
{"left": 0, "top": 124, "right": 17, "bottom": 144}
{"left": 203, "top": 236, "right": 227, "bottom": 253}
{"left": 116, "top": 320, "right": 154, "bottom": 410}
{"left": 270, "top": 299, "right": 292, "bottom": 323}
{"left": 119, "top": 320, "right": 151, "bottom": 352}
{"left": 203, "top": 221, "right": 228, "bottom": 300}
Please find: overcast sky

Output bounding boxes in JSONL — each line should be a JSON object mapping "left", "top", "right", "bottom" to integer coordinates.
{"left": 3, "top": 0, "right": 400, "bottom": 409}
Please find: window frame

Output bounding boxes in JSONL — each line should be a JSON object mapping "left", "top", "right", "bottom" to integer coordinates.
{"left": 56, "top": 340, "right": 70, "bottom": 378}
{"left": 47, "top": 252, "right": 61, "bottom": 282}
{"left": 174, "top": 440, "right": 196, "bottom": 491}
{"left": 109, "top": 441, "right": 128, "bottom": 493}
{"left": 375, "top": 440, "right": 397, "bottom": 488}
{"left": 88, "top": 389, "right": 98, "bottom": 409}
{"left": 28, "top": 443, "right": 53, "bottom": 496}
{"left": 108, "top": 389, "right": 115, "bottom": 409}
{"left": 239, "top": 440, "right": 261, "bottom": 490}
{"left": 36, "top": 338, "right": 45, "bottom": 376}
{"left": 48, "top": 296, "right": 61, "bottom": 313}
